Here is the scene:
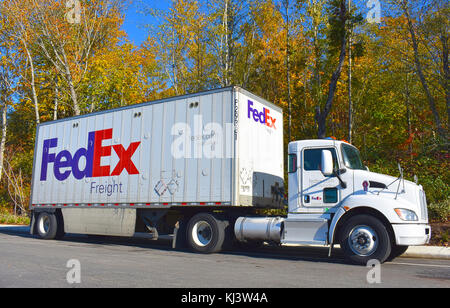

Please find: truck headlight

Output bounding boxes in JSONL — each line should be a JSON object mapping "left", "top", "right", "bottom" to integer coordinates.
{"left": 394, "top": 208, "right": 418, "bottom": 221}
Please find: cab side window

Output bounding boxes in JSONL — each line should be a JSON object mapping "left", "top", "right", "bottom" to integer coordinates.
{"left": 303, "top": 148, "right": 338, "bottom": 171}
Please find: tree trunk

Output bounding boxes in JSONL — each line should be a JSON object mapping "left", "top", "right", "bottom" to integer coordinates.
{"left": 62, "top": 49, "right": 81, "bottom": 116}
{"left": 405, "top": 71, "right": 412, "bottom": 159}
{"left": 284, "top": 0, "right": 292, "bottom": 142}
{"left": 223, "top": 0, "right": 231, "bottom": 86}
{"left": 53, "top": 80, "right": 58, "bottom": 120}
{"left": 347, "top": 0, "right": 353, "bottom": 143}
{"left": 316, "top": 1, "right": 347, "bottom": 139}
{"left": 0, "top": 104, "right": 6, "bottom": 182}
{"left": 441, "top": 33, "right": 449, "bottom": 131}
{"left": 23, "top": 41, "right": 40, "bottom": 124}
{"left": 313, "top": 23, "right": 321, "bottom": 104}
{"left": 67, "top": 75, "right": 81, "bottom": 116}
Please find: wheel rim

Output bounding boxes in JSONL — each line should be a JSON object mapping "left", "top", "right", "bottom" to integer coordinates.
{"left": 348, "top": 225, "right": 378, "bottom": 256}
{"left": 39, "top": 215, "right": 50, "bottom": 235}
{"left": 192, "top": 220, "right": 212, "bottom": 247}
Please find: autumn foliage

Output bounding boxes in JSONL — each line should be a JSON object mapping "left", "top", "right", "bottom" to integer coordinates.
{"left": 0, "top": 0, "right": 448, "bottom": 218}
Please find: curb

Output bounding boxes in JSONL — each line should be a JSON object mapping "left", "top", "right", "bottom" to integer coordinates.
{"left": 403, "top": 246, "right": 450, "bottom": 260}
{"left": 0, "top": 225, "right": 30, "bottom": 234}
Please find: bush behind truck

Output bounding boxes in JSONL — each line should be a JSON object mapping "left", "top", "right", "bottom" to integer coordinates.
{"left": 29, "top": 87, "right": 431, "bottom": 265}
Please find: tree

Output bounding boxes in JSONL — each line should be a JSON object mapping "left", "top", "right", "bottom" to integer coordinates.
{"left": 398, "top": 0, "right": 446, "bottom": 139}
{"left": 303, "top": 0, "right": 327, "bottom": 109}
{"left": 144, "top": 0, "right": 212, "bottom": 95}
{"left": 280, "top": 0, "right": 293, "bottom": 142}
{"left": 208, "top": 0, "right": 249, "bottom": 87}
{"left": 418, "top": 0, "right": 449, "bottom": 133}
{"left": 82, "top": 42, "right": 161, "bottom": 111}
{"left": 1, "top": 0, "right": 41, "bottom": 124}
{"left": 0, "top": 14, "right": 20, "bottom": 182}
{"left": 23, "top": 0, "right": 125, "bottom": 115}
{"left": 315, "top": 0, "right": 348, "bottom": 138}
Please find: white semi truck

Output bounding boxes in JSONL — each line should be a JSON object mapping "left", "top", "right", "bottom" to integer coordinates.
{"left": 29, "top": 87, "right": 430, "bottom": 264}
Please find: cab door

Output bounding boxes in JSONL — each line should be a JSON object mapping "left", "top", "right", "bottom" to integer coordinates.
{"left": 301, "top": 147, "right": 340, "bottom": 210}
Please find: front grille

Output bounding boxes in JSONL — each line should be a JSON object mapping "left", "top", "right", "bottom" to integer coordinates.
{"left": 419, "top": 190, "right": 428, "bottom": 221}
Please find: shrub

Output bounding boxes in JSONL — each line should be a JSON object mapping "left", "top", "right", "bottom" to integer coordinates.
{"left": 428, "top": 199, "right": 450, "bottom": 222}
{"left": 0, "top": 207, "right": 30, "bottom": 225}
{"left": 368, "top": 157, "right": 449, "bottom": 206}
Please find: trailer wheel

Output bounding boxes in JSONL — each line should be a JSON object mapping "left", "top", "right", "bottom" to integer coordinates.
{"left": 339, "top": 215, "right": 392, "bottom": 265}
{"left": 36, "top": 212, "right": 58, "bottom": 240}
{"left": 186, "top": 213, "right": 225, "bottom": 254}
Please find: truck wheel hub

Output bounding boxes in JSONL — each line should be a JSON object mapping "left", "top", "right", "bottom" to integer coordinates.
{"left": 39, "top": 216, "right": 50, "bottom": 235}
{"left": 192, "top": 221, "right": 213, "bottom": 247}
{"left": 348, "top": 226, "right": 378, "bottom": 256}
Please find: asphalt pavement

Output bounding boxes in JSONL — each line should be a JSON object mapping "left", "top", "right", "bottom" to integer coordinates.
{"left": 0, "top": 225, "right": 449, "bottom": 288}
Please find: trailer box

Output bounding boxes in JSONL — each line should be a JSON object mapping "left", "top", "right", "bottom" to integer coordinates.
{"left": 30, "top": 87, "right": 284, "bottom": 210}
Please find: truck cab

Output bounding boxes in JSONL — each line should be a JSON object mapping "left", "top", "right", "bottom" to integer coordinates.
{"left": 284, "top": 138, "right": 431, "bottom": 263}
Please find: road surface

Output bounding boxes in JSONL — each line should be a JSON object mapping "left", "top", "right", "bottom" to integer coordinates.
{"left": 0, "top": 226, "right": 449, "bottom": 288}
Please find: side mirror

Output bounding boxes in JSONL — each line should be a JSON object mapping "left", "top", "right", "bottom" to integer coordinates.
{"left": 365, "top": 166, "right": 370, "bottom": 172}
{"left": 321, "top": 150, "right": 334, "bottom": 176}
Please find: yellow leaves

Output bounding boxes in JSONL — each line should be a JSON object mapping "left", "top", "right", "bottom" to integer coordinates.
{"left": 82, "top": 40, "right": 161, "bottom": 107}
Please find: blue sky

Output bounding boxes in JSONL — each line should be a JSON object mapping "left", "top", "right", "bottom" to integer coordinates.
{"left": 121, "top": 0, "right": 169, "bottom": 45}
{"left": 120, "top": 0, "right": 387, "bottom": 46}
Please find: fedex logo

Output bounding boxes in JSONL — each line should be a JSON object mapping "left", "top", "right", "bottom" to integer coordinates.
{"left": 40, "top": 128, "right": 140, "bottom": 181}
{"left": 247, "top": 100, "right": 276, "bottom": 129}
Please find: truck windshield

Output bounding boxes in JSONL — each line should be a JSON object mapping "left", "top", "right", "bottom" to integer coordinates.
{"left": 341, "top": 144, "right": 365, "bottom": 170}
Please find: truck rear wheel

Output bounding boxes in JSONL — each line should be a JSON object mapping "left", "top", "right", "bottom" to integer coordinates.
{"left": 339, "top": 215, "right": 392, "bottom": 265}
{"left": 186, "top": 213, "right": 225, "bottom": 254}
{"left": 36, "top": 212, "right": 58, "bottom": 240}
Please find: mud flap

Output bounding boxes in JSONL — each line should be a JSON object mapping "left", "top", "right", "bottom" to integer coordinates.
{"left": 172, "top": 219, "right": 188, "bottom": 250}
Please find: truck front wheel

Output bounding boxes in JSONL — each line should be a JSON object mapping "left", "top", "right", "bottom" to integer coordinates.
{"left": 36, "top": 212, "right": 58, "bottom": 240}
{"left": 339, "top": 215, "right": 392, "bottom": 265}
{"left": 387, "top": 244, "right": 409, "bottom": 261}
{"left": 186, "top": 213, "right": 225, "bottom": 254}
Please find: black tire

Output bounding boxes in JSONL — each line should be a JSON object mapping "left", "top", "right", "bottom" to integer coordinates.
{"left": 186, "top": 213, "right": 225, "bottom": 253}
{"left": 339, "top": 215, "right": 392, "bottom": 265}
{"left": 55, "top": 210, "right": 65, "bottom": 239}
{"left": 387, "top": 244, "right": 409, "bottom": 261}
{"left": 36, "top": 212, "right": 58, "bottom": 240}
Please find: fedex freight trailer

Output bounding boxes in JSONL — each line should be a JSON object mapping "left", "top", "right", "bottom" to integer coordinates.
{"left": 29, "top": 87, "right": 284, "bottom": 250}
{"left": 30, "top": 86, "right": 431, "bottom": 264}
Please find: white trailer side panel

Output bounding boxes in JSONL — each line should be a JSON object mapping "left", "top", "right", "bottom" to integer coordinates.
{"left": 31, "top": 89, "right": 234, "bottom": 207}
{"left": 30, "top": 87, "right": 283, "bottom": 209}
